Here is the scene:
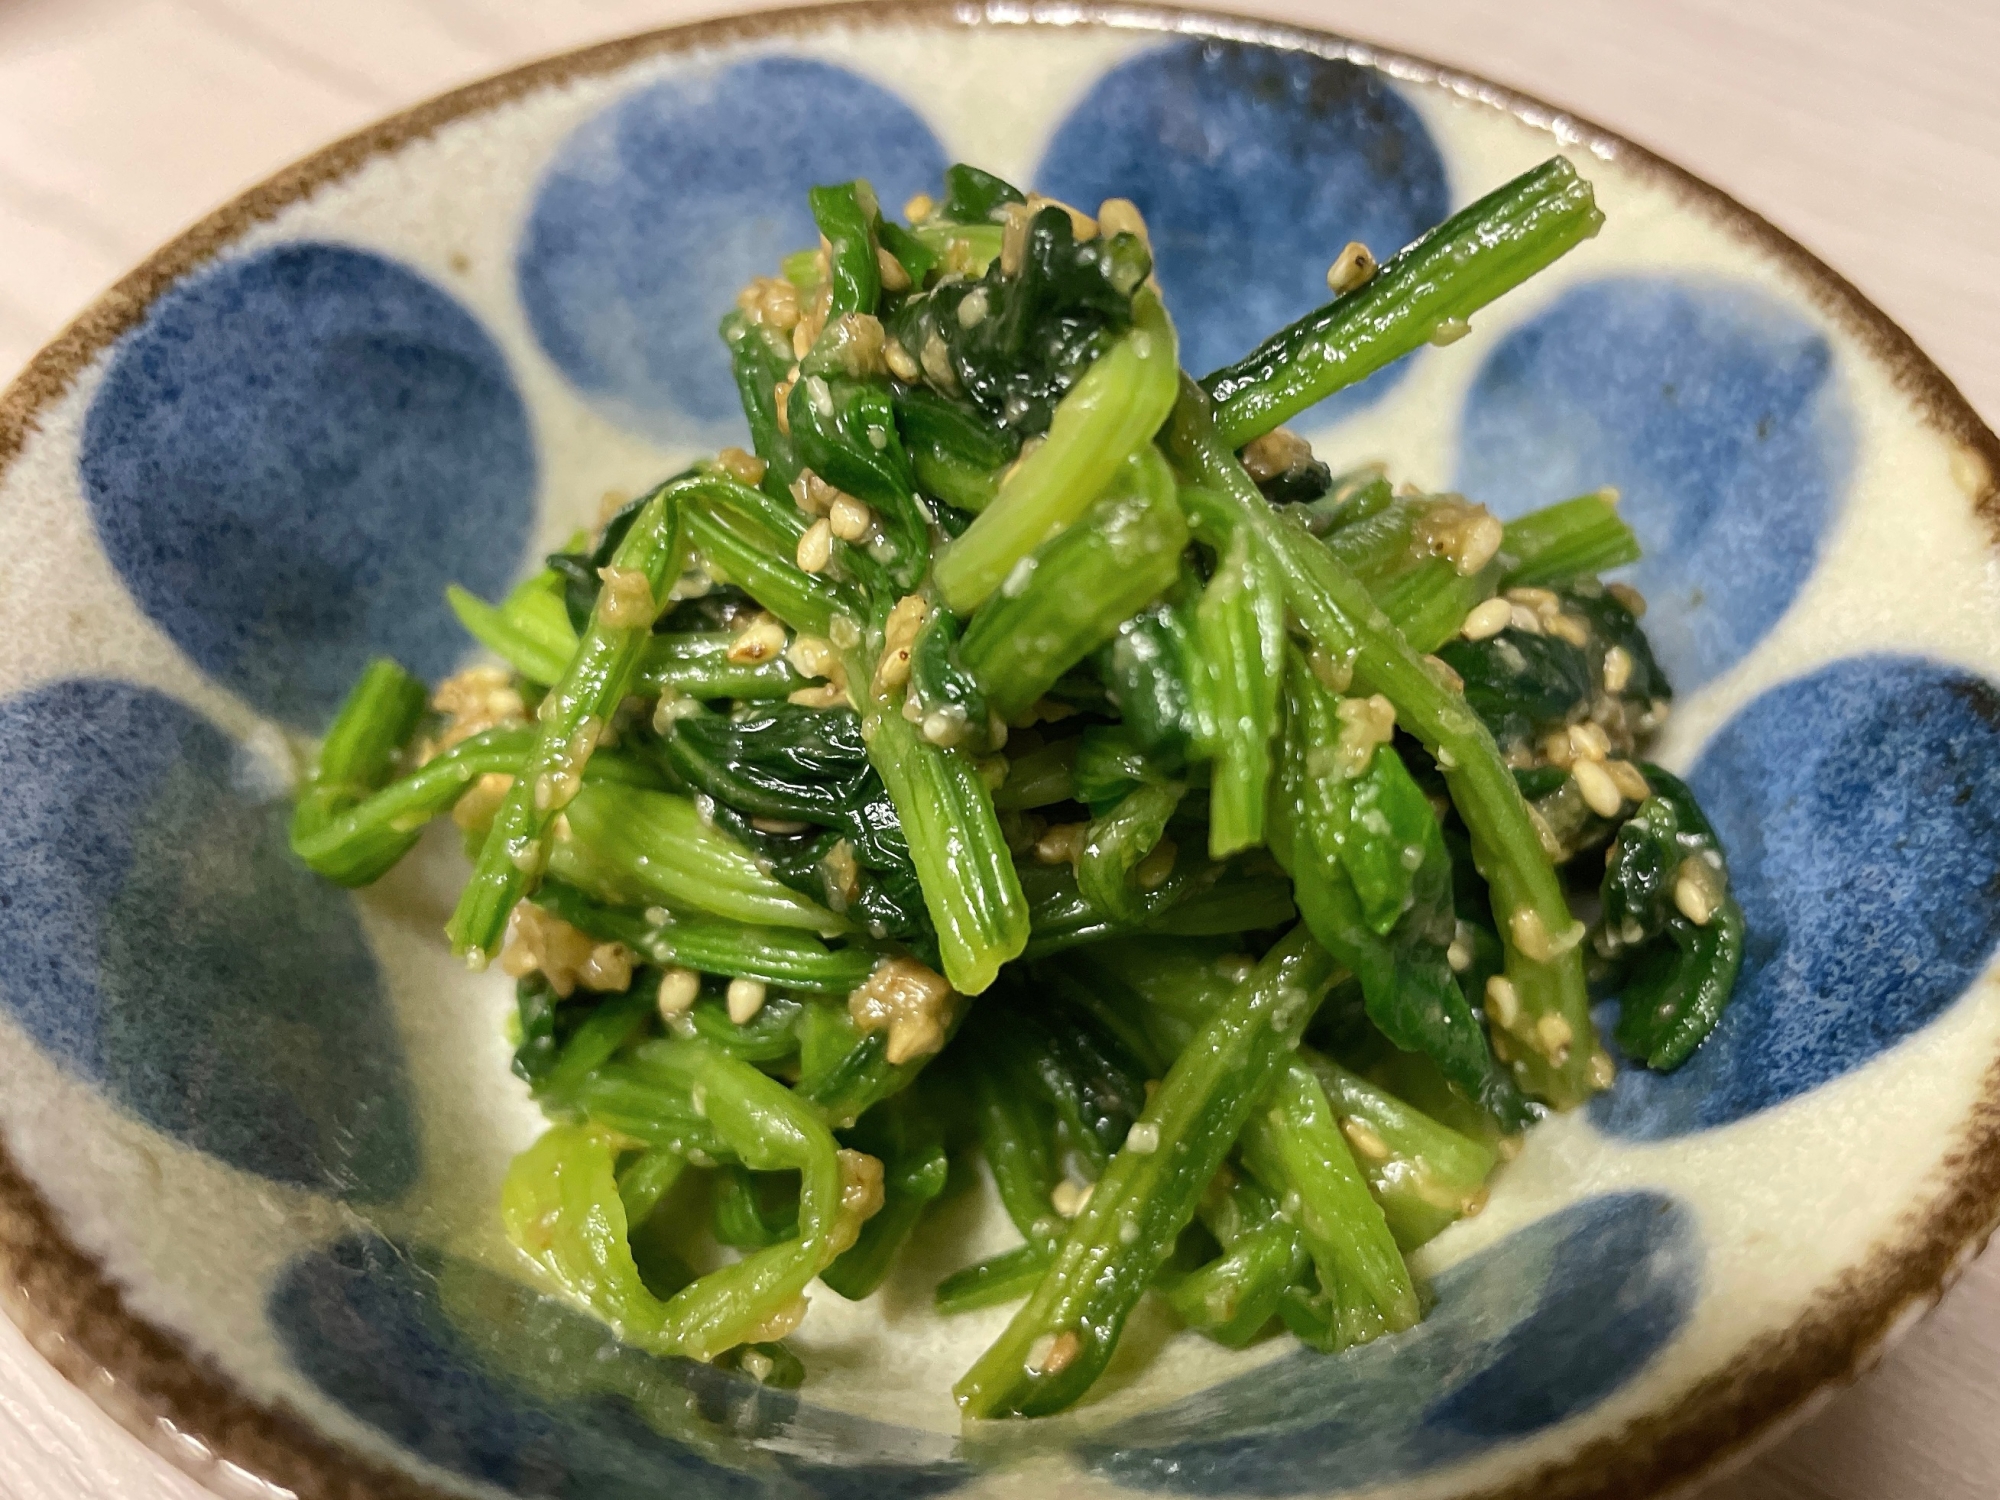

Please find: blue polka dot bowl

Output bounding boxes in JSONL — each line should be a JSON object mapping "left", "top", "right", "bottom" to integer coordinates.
{"left": 4, "top": 6, "right": 1999, "bottom": 1499}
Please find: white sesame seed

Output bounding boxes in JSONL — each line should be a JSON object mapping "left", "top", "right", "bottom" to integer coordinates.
{"left": 1588, "top": 1049, "right": 1617, "bottom": 1090}
{"left": 1461, "top": 597, "right": 1512, "bottom": 641}
{"left": 795, "top": 518, "right": 833, "bottom": 573}
{"left": 1430, "top": 316, "right": 1471, "bottom": 347}
{"left": 1546, "top": 612, "right": 1592, "bottom": 647}
{"left": 1341, "top": 1119, "right": 1391, "bottom": 1162}
{"left": 726, "top": 977, "right": 768, "bottom": 1024}
{"left": 1607, "top": 759, "right": 1652, "bottom": 802}
{"left": 1573, "top": 757, "right": 1625, "bottom": 818}
{"left": 1118, "top": 1217, "right": 1141, "bottom": 1245}
{"left": 1125, "top": 1122, "right": 1160, "bottom": 1156}
{"left": 1536, "top": 1013, "right": 1574, "bottom": 1057}
{"left": 1608, "top": 581, "right": 1648, "bottom": 618}
{"left": 1674, "top": 867, "right": 1720, "bottom": 926}
{"left": 1325, "top": 240, "right": 1377, "bottom": 295}
{"left": 657, "top": 967, "right": 700, "bottom": 1019}
{"left": 956, "top": 287, "right": 990, "bottom": 328}
{"left": 1485, "top": 975, "right": 1522, "bottom": 1030}
{"left": 1602, "top": 645, "right": 1634, "bottom": 694}
{"left": 828, "top": 494, "right": 874, "bottom": 541}
{"left": 1050, "top": 1179, "right": 1093, "bottom": 1217}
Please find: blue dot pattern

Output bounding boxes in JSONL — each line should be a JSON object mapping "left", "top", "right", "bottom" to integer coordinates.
{"left": 1082, "top": 1192, "right": 1697, "bottom": 1494}
{"left": 1036, "top": 39, "right": 1448, "bottom": 423}
{"left": 270, "top": 1234, "right": 966, "bottom": 1499}
{"left": 517, "top": 58, "right": 945, "bottom": 441}
{"left": 0, "top": 680, "right": 417, "bottom": 1201}
{"left": 81, "top": 243, "right": 536, "bottom": 729}
{"left": 1457, "top": 276, "right": 1849, "bottom": 691}
{"left": 1595, "top": 656, "right": 2000, "bottom": 1139}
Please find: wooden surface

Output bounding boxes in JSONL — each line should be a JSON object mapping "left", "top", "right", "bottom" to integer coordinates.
{"left": 2, "top": 2, "right": 1997, "bottom": 1496}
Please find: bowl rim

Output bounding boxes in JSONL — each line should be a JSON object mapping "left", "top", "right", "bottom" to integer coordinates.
{"left": 3, "top": 3, "right": 1998, "bottom": 1498}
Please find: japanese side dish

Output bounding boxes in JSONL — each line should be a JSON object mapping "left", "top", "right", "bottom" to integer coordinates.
{"left": 292, "top": 156, "right": 1744, "bottom": 1417}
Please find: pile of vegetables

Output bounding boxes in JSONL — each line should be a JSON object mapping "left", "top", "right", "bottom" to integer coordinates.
{"left": 293, "top": 156, "right": 1743, "bottom": 1416}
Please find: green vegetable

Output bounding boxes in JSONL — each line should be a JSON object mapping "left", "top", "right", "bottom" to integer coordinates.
{"left": 547, "top": 781, "right": 842, "bottom": 932}
{"left": 502, "top": 1038, "right": 865, "bottom": 1362}
{"left": 959, "top": 446, "right": 1188, "bottom": 721}
{"left": 1166, "top": 390, "right": 1599, "bottom": 1108}
{"left": 807, "top": 181, "right": 882, "bottom": 319}
{"left": 933, "top": 290, "right": 1179, "bottom": 612}
{"left": 955, "top": 925, "right": 1336, "bottom": 1417}
{"left": 634, "top": 632, "right": 802, "bottom": 700}
{"left": 448, "top": 479, "right": 688, "bottom": 965}
{"left": 1500, "top": 491, "right": 1641, "bottom": 588}
{"left": 854, "top": 629, "right": 1027, "bottom": 994}
{"left": 1193, "top": 525, "right": 1284, "bottom": 856}
{"left": 1600, "top": 765, "right": 1745, "bottom": 1069}
{"left": 1202, "top": 157, "right": 1604, "bottom": 448}
{"left": 1239, "top": 1060, "right": 1419, "bottom": 1352}
{"left": 290, "top": 658, "right": 428, "bottom": 857}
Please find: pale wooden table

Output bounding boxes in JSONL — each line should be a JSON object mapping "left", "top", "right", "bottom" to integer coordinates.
{"left": 2, "top": 2, "right": 1996, "bottom": 1496}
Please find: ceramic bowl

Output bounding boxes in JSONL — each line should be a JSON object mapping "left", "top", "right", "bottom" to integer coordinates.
{"left": 4, "top": 5, "right": 1999, "bottom": 1498}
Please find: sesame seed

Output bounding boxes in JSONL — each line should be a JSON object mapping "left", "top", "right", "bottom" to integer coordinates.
{"left": 1325, "top": 240, "right": 1377, "bottom": 295}
{"left": 1509, "top": 603, "right": 1545, "bottom": 635}
{"left": 919, "top": 329, "right": 957, "bottom": 391}
{"left": 794, "top": 518, "right": 833, "bottom": 574}
{"left": 848, "top": 955, "right": 955, "bottom": 1064}
{"left": 1342, "top": 1119, "right": 1392, "bottom": 1162}
{"left": 1674, "top": 862, "right": 1721, "bottom": 926}
{"left": 1485, "top": 975, "right": 1522, "bottom": 1030}
{"left": 1602, "top": 644, "right": 1634, "bottom": 694}
{"left": 1607, "top": 758, "right": 1651, "bottom": 802}
{"left": 1570, "top": 722, "right": 1613, "bottom": 762}
{"left": 1240, "top": 427, "right": 1316, "bottom": 484}
{"left": 875, "top": 245, "right": 911, "bottom": 293}
{"left": 903, "top": 191, "right": 935, "bottom": 223}
{"left": 1134, "top": 839, "right": 1178, "bottom": 890}
{"left": 1509, "top": 907, "right": 1555, "bottom": 961}
{"left": 1118, "top": 1217, "right": 1141, "bottom": 1245}
{"left": 1461, "top": 597, "right": 1512, "bottom": 641}
{"left": 656, "top": 976, "right": 704, "bottom": 1024}
{"left": 1051, "top": 1179, "right": 1093, "bottom": 1218}
{"left": 1430, "top": 316, "right": 1471, "bottom": 346}
{"left": 956, "top": 287, "right": 990, "bottom": 328}
{"left": 716, "top": 446, "right": 768, "bottom": 487}
{"left": 883, "top": 337, "right": 921, "bottom": 382}
{"left": 727, "top": 977, "right": 768, "bottom": 1024}
{"left": 728, "top": 612, "right": 788, "bottom": 664}
{"left": 1573, "top": 757, "right": 1625, "bottom": 818}
{"left": 1035, "top": 822, "right": 1088, "bottom": 866}
{"left": 921, "top": 707, "right": 967, "bottom": 747}
{"left": 596, "top": 565, "right": 657, "bottom": 629}
{"left": 1607, "top": 581, "right": 1648, "bottom": 618}
{"left": 828, "top": 493, "right": 874, "bottom": 541}
{"left": 1588, "top": 1049, "right": 1617, "bottom": 1090}
{"left": 1536, "top": 1013, "right": 1574, "bottom": 1057}
{"left": 1096, "top": 197, "right": 1151, "bottom": 249}
{"left": 1546, "top": 612, "right": 1592, "bottom": 647}
{"left": 1125, "top": 1122, "right": 1160, "bottom": 1155}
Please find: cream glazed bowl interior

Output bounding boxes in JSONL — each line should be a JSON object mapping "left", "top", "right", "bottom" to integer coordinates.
{"left": 3, "top": 5, "right": 2000, "bottom": 1499}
